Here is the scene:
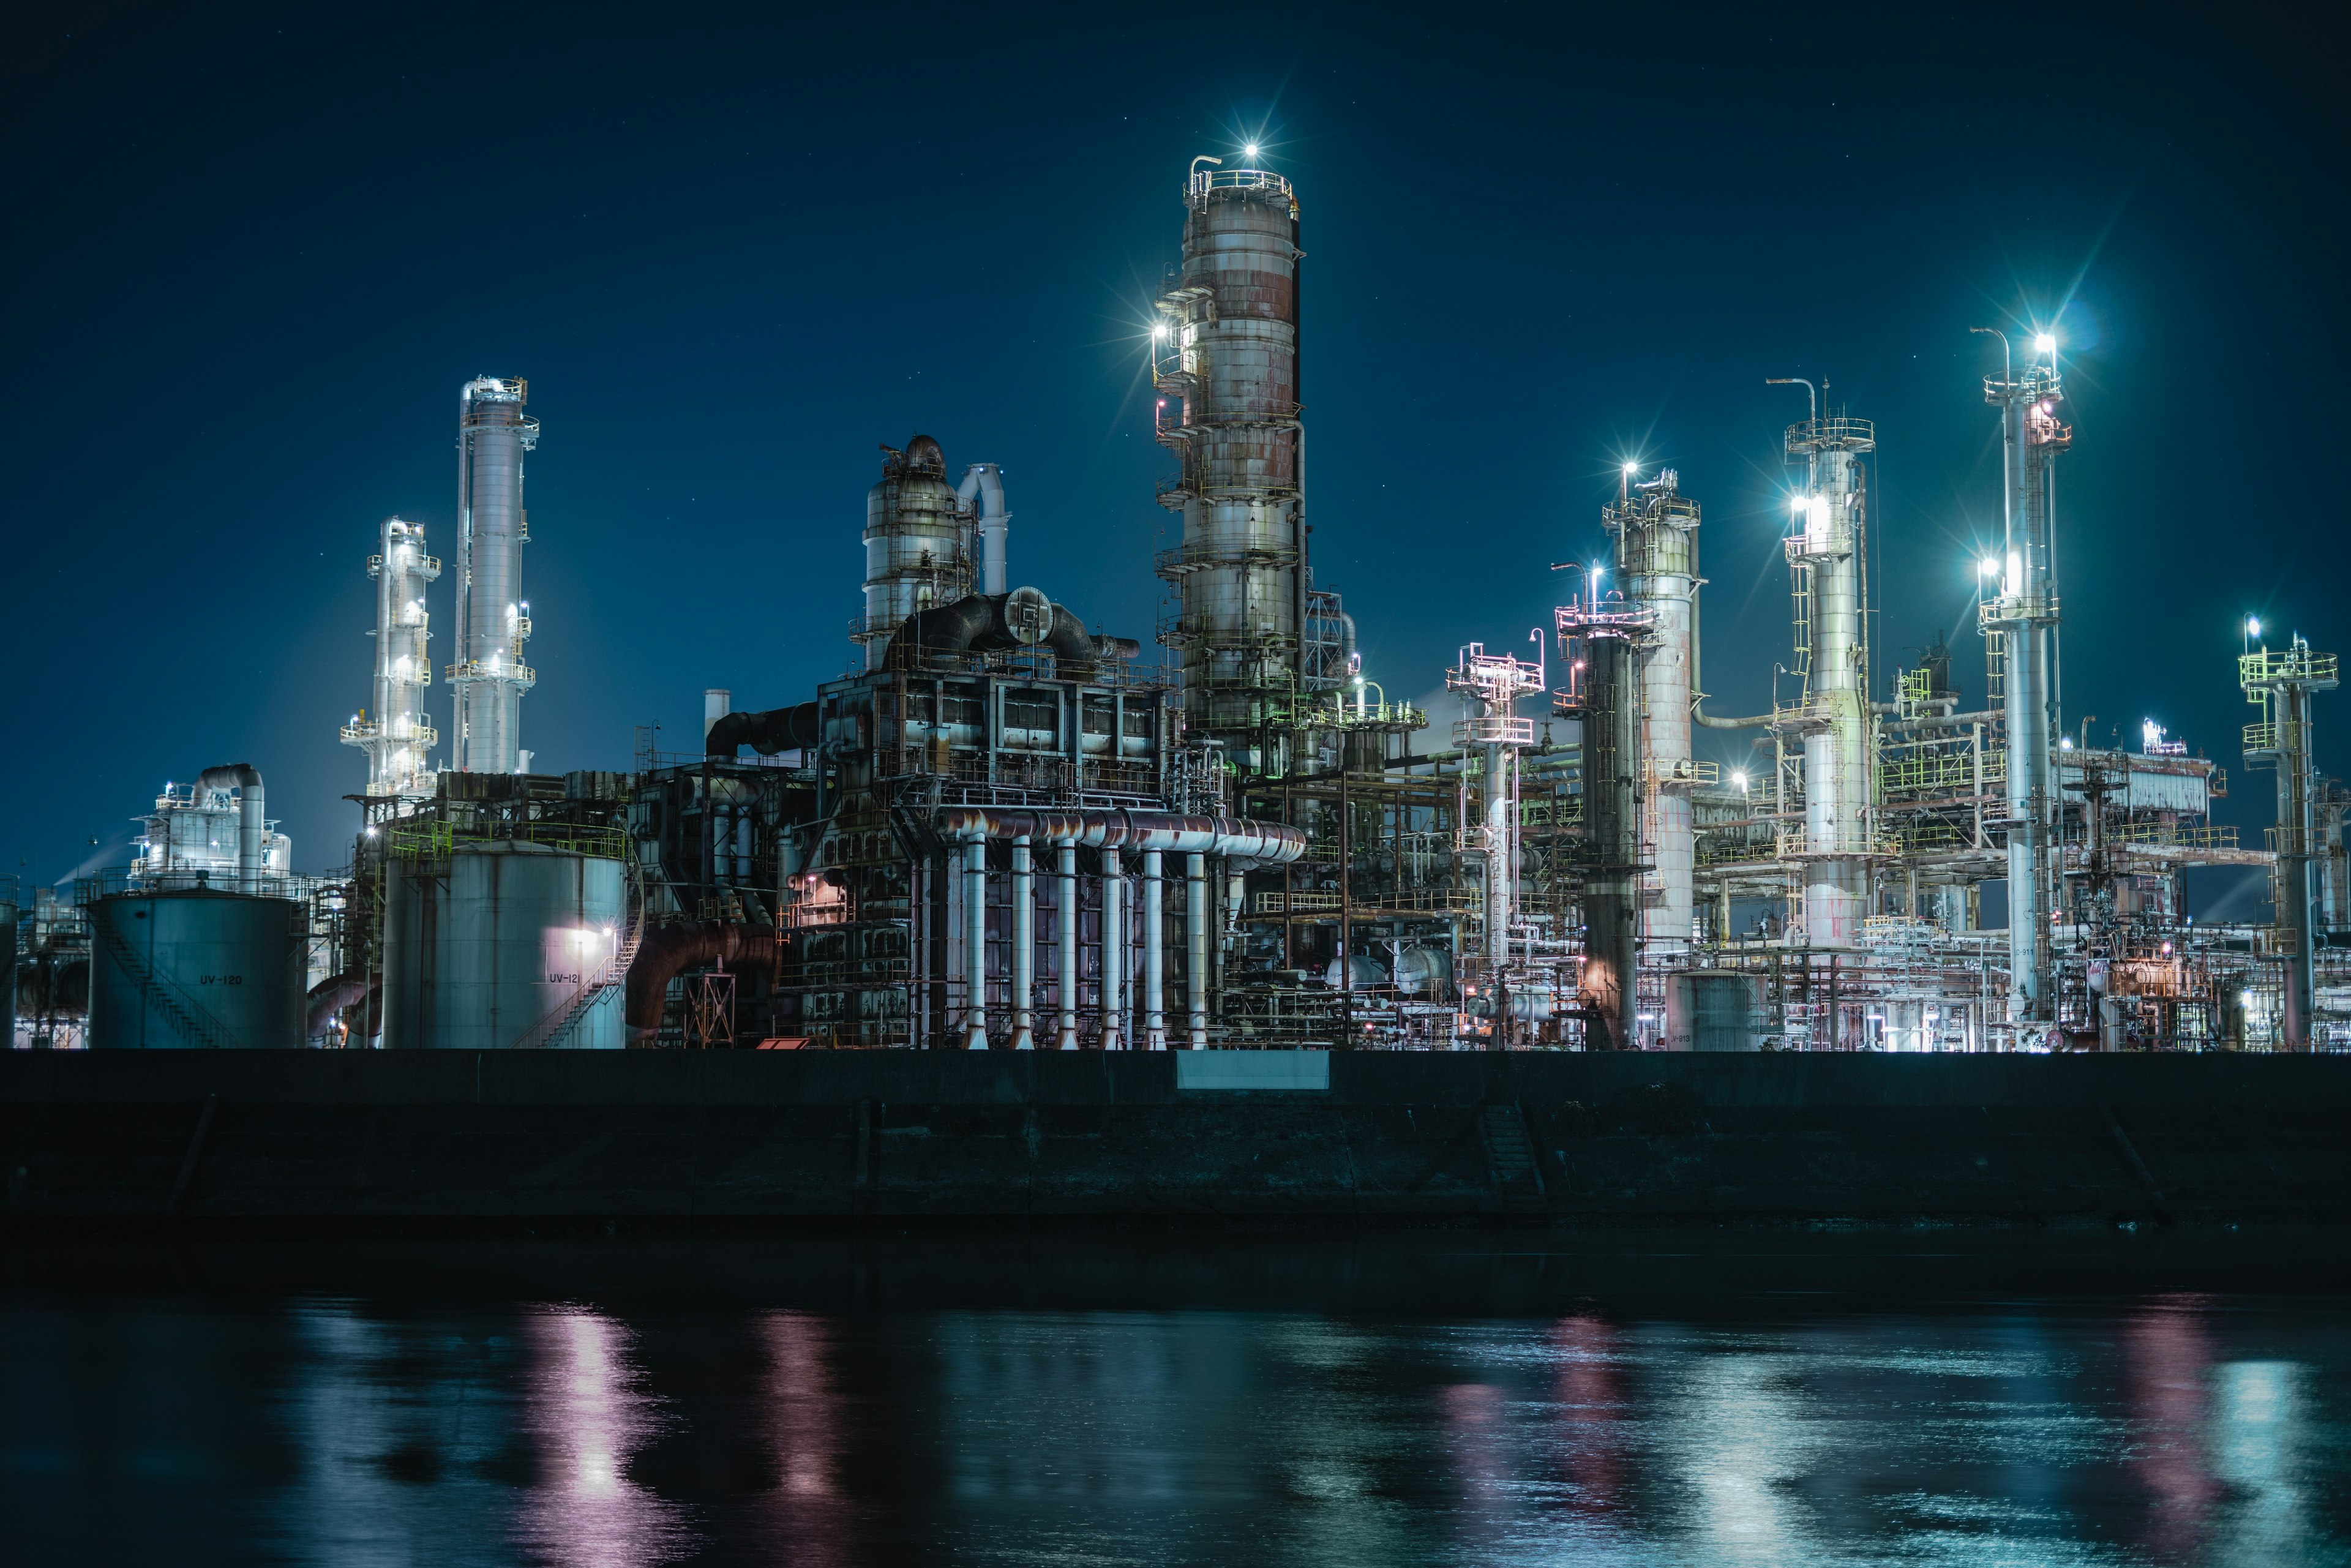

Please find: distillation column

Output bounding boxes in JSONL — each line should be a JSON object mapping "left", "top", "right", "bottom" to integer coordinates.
{"left": 2242, "top": 637, "right": 2338, "bottom": 1050}
{"left": 450, "top": 377, "right": 538, "bottom": 774}
{"left": 342, "top": 516, "right": 442, "bottom": 795}
{"left": 1570, "top": 620, "right": 1648, "bottom": 1050}
{"left": 1612, "top": 469, "right": 1700, "bottom": 951}
{"left": 1782, "top": 412, "right": 1877, "bottom": 947}
{"left": 1153, "top": 157, "right": 1302, "bottom": 763}
{"left": 1980, "top": 343, "right": 2068, "bottom": 1018}
{"left": 860, "top": 437, "right": 974, "bottom": 670}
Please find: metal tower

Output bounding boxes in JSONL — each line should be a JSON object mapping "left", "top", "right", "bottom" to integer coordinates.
{"left": 857, "top": 435, "right": 972, "bottom": 672}
{"left": 1608, "top": 466, "right": 1706, "bottom": 951}
{"left": 449, "top": 376, "right": 538, "bottom": 773}
{"left": 1153, "top": 155, "right": 1303, "bottom": 769}
{"left": 1774, "top": 386, "right": 1878, "bottom": 948}
{"left": 2243, "top": 632, "right": 2338, "bottom": 1049}
{"left": 1447, "top": 639, "right": 1545, "bottom": 1025}
{"left": 1556, "top": 585, "right": 1656, "bottom": 1050}
{"left": 341, "top": 515, "right": 441, "bottom": 795}
{"left": 1975, "top": 332, "right": 2068, "bottom": 1019}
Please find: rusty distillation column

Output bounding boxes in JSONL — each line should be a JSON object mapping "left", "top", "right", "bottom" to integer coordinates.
{"left": 1153, "top": 154, "right": 1302, "bottom": 771}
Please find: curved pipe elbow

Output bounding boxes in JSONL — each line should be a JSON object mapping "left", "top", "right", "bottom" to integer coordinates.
{"left": 707, "top": 702, "right": 821, "bottom": 756}
{"left": 623, "top": 920, "right": 773, "bottom": 1043}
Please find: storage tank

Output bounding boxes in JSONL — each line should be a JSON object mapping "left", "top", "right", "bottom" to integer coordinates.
{"left": 1665, "top": 970, "right": 1763, "bottom": 1052}
{"left": 85, "top": 887, "right": 306, "bottom": 1048}
{"left": 382, "top": 839, "right": 626, "bottom": 1049}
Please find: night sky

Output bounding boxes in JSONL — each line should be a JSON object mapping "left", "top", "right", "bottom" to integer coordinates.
{"left": 4, "top": 4, "right": 2340, "bottom": 911}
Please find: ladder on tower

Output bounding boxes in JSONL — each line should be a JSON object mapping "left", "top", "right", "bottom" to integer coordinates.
{"left": 1790, "top": 564, "right": 1813, "bottom": 699}
{"left": 94, "top": 913, "right": 247, "bottom": 1051}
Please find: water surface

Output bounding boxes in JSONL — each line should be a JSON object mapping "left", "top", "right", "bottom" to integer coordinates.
{"left": 6, "top": 1236, "right": 2348, "bottom": 1565}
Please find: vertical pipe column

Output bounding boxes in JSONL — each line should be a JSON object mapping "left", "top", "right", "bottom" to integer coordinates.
{"left": 2279, "top": 685, "right": 2315, "bottom": 1050}
{"left": 1010, "top": 836, "right": 1035, "bottom": 1049}
{"left": 1142, "top": 850, "right": 1166, "bottom": 1050}
{"left": 961, "top": 838, "right": 989, "bottom": 1049}
{"left": 1187, "top": 852, "right": 1209, "bottom": 1048}
{"left": 1483, "top": 740, "right": 1509, "bottom": 970}
{"left": 1055, "top": 844, "right": 1080, "bottom": 1049}
{"left": 1802, "top": 445, "right": 1870, "bottom": 948}
{"left": 1099, "top": 847, "right": 1125, "bottom": 1050}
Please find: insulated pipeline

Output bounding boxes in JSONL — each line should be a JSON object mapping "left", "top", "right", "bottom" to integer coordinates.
{"left": 937, "top": 808, "right": 1305, "bottom": 863}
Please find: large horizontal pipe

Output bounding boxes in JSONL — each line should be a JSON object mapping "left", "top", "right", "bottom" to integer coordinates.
{"left": 936, "top": 808, "right": 1305, "bottom": 864}
{"left": 707, "top": 702, "right": 820, "bottom": 756}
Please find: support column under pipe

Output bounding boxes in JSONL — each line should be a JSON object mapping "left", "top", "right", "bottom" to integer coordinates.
{"left": 1142, "top": 849, "right": 1166, "bottom": 1050}
{"left": 1009, "top": 836, "right": 1035, "bottom": 1049}
{"left": 1100, "top": 847, "right": 1125, "bottom": 1051}
{"left": 1186, "top": 852, "right": 1209, "bottom": 1048}
{"left": 1056, "top": 844, "right": 1080, "bottom": 1049}
{"left": 961, "top": 838, "right": 989, "bottom": 1049}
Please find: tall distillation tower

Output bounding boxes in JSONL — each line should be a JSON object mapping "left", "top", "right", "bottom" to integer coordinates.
{"left": 2242, "top": 631, "right": 2338, "bottom": 1049}
{"left": 1976, "top": 332, "right": 2068, "bottom": 1018}
{"left": 340, "top": 516, "right": 441, "bottom": 795}
{"left": 1555, "top": 580, "right": 1654, "bottom": 1050}
{"left": 1153, "top": 154, "right": 1303, "bottom": 769}
{"left": 1610, "top": 467, "right": 1703, "bottom": 951}
{"left": 1774, "top": 388, "right": 1877, "bottom": 947}
{"left": 449, "top": 376, "right": 538, "bottom": 773}
{"left": 856, "top": 436, "right": 973, "bottom": 671}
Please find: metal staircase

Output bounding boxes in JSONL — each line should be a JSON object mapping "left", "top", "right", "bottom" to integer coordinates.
{"left": 1480, "top": 1102, "right": 1546, "bottom": 1200}
{"left": 515, "top": 861, "right": 645, "bottom": 1050}
{"left": 95, "top": 913, "right": 245, "bottom": 1051}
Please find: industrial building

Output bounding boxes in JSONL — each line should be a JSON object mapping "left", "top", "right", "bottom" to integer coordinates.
{"left": 16, "top": 153, "right": 2343, "bottom": 1056}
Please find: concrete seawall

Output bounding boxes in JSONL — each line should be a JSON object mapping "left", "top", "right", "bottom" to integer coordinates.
{"left": 4, "top": 1051, "right": 2347, "bottom": 1231}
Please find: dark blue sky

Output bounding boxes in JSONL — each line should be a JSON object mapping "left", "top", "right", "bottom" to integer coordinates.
{"left": 4, "top": 4, "right": 2341, "bottom": 895}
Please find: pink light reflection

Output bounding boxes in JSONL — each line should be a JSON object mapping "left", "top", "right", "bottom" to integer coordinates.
{"left": 512, "top": 1305, "right": 692, "bottom": 1568}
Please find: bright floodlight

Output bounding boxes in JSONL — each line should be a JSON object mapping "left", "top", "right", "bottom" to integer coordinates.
{"left": 2035, "top": 333, "right": 2057, "bottom": 354}
{"left": 1151, "top": 321, "right": 1168, "bottom": 338}
{"left": 1623, "top": 461, "right": 1639, "bottom": 476}
{"left": 2248, "top": 616, "right": 2262, "bottom": 637}
{"left": 1979, "top": 557, "right": 2000, "bottom": 576}
{"left": 1732, "top": 770, "right": 1749, "bottom": 791}
{"left": 1244, "top": 143, "right": 1259, "bottom": 159}
{"left": 1792, "top": 493, "right": 1809, "bottom": 516}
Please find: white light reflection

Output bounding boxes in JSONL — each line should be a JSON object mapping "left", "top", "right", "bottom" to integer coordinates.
{"left": 2211, "top": 1358, "right": 2319, "bottom": 1559}
{"left": 514, "top": 1305, "right": 690, "bottom": 1568}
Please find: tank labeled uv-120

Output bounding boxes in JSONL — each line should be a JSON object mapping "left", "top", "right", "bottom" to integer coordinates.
{"left": 86, "top": 888, "right": 306, "bottom": 1049}
{"left": 382, "top": 839, "right": 625, "bottom": 1049}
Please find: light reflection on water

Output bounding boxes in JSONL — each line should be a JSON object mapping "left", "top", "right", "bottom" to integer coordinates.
{"left": 5, "top": 1277, "right": 2350, "bottom": 1566}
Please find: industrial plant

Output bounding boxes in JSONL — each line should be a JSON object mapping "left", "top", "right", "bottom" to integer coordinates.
{"left": 9, "top": 155, "right": 2342, "bottom": 1057}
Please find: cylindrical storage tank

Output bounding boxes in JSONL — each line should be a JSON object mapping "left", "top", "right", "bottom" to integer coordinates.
{"left": 1321, "top": 954, "right": 1389, "bottom": 990}
{"left": 86, "top": 890, "right": 306, "bottom": 1048}
{"left": 1665, "top": 970, "right": 1762, "bottom": 1052}
{"left": 1393, "top": 945, "right": 1453, "bottom": 997}
{"left": 382, "top": 840, "right": 625, "bottom": 1049}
